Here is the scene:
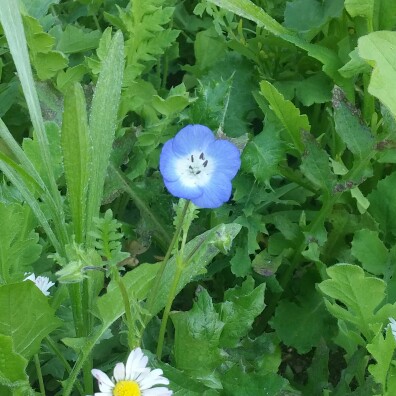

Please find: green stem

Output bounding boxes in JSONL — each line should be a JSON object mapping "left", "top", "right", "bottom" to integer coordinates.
{"left": 34, "top": 354, "right": 45, "bottom": 396}
{"left": 144, "top": 200, "right": 190, "bottom": 322}
{"left": 156, "top": 260, "right": 183, "bottom": 359}
{"left": 112, "top": 267, "right": 137, "bottom": 349}
{"left": 45, "top": 336, "right": 85, "bottom": 396}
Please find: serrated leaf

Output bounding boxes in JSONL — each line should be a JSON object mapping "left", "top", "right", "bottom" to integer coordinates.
{"left": 242, "top": 119, "right": 285, "bottom": 183}
{"left": 368, "top": 172, "right": 396, "bottom": 239}
{"left": 332, "top": 86, "right": 375, "bottom": 159}
{"left": 318, "top": 264, "right": 389, "bottom": 340}
{"left": 260, "top": 80, "right": 310, "bottom": 153}
{"left": 0, "top": 202, "right": 41, "bottom": 283}
{"left": 216, "top": 277, "right": 265, "bottom": 348}
{"left": 272, "top": 290, "right": 333, "bottom": 354}
{"left": 367, "top": 328, "right": 395, "bottom": 391}
{"left": 0, "top": 282, "right": 60, "bottom": 358}
{"left": 300, "top": 131, "right": 335, "bottom": 193}
{"left": 351, "top": 229, "right": 389, "bottom": 275}
{"left": 171, "top": 290, "right": 224, "bottom": 380}
{"left": 0, "top": 335, "right": 29, "bottom": 387}
{"left": 56, "top": 25, "right": 101, "bottom": 54}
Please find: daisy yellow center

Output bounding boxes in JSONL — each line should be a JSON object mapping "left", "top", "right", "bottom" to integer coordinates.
{"left": 113, "top": 380, "right": 141, "bottom": 396}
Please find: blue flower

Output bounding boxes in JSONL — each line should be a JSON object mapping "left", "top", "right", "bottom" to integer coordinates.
{"left": 160, "top": 124, "right": 241, "bottom": 208}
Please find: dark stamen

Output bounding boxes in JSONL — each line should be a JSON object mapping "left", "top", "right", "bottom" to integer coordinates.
{"left": 191, "top": 154, "right": 194, "bottom": 162}
{"left": 203, "top": 160, "right": 208, "bottom": 167}
{"left": 196, "top": 171, "right": 201, "bottom": 175}
{"left": 189, "top": 165, "right": 193, "bottom": 170}
{"left": 199, "top": 152, "right": 205, "bottom": 160}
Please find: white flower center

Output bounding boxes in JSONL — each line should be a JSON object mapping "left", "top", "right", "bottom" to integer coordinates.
{"left": 175, "top": 150, "right": 214, "bottom": 187}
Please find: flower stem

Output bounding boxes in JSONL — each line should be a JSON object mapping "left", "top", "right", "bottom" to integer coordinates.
{"left": 111, "top": 266, "right": 138, "bottom": 349}
{"left": 145, "top": 200, "right": 190, "bottom": 322}
{"left": 34, "top": 354, "right": 46, "bottom": 396}
{"left": 156, "top": 260, "right": 183, "bottom": 359}
{"left": 156, "top": 207, "right": 190, "bottom": 359}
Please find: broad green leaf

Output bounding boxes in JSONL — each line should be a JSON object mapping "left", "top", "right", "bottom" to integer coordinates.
{"left": 216, "top": 277, "right": 266, "bottom": 348}
{"left": 86, "top": 30, "right": 124, "bottom": 243}
{"left": 318, "top": 264, "right": 390, "bottom": 340}
{"left": 61, "top": 83, "right": 91, "bottom": 242}
{"left": 351, "top": 229, "right": 389, "bottom": 275}
{"left": 0, "top": 282, "right": 60, "bottom": 358}
{"left": 333, "top": 87, "right": 375, "bottom": 160}
{"left": 222, "top": 365, "right": 292, "bottom": 396}
{"left": 260, "top": 80, "right": 310, "bottom": 153}
{"left": 358, "top": 31, "right": 396, "bottom": 120}
{"left": 19, "top": 0, "right": 59, "bottom": 19}
{"left": 0, "top": 335, "right": 29, "bottom": 389}
{"left": 56, "top": 25, "right": 101, "bottom": 54}
{"left": 367, "top": 328, "right": 395, "bottom": 391}
{"left": 171, "top": 290, "right": 224, "bottom": 381}
{"left": 241, "top": 118, "right": 285, "bottom": 183}
{"left": 345, "top": 0, "right": 374, "bottom": 20}
{"left": 34, "top": 51, "right": 67, "bottom": 80}
{"left": 368, "top": 172, "right": 396, "bottom": 239}
{"left": 0, "top": 203, "right": 41, "bottom": 284}
{"left": 95, "top": 263, "right": 158, "bottom": 326}
{"left": 148, "top": 223, "right": 242, "bottom": 317}
{"left": 56, "top": 64, "right": 88, "bottom": 93}
{"left": 272, "top": 290, "right": 333, "bottom": 354}
{"left": 284, "top": 0, "right": 344, "bottom": 33}
{"left": 300, "top": 131, "right": 335, "bottom": 194}
{"left": 194, "top": 28, "right": 227, "bottom": 71}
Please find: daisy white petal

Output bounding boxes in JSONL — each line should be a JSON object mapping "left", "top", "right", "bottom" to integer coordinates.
{"left": 113, "top": 362, "right": 126, "bottom": 382}
{"left": 143, "top": 387, "right": 173, "bottom": 396}
{"left": 389, "top": 317, "right": 396, "bottom": 340}
{"left": 91, "top": 369, "right": 114, "bottom": 392}
{"left": 139, "top": 369, "right": 170, "bottom": 390}
{"left": 24, "top": 273, "right": 55, "bottom": 296}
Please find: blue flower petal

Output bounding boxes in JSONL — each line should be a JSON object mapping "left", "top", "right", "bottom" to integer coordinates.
{"left": 205, "top": 139, "right": 241, "bottom": 179}
{"left": 159, "top": 139, "right": 180, "bottom": 182}
{"left": 191, "top": 173, "right": 232, "bottom": 208}
{"left": 172, "top": 125, "right": 215, "bottom": 156}
{"left": 163, "top": 178, "right": 203, "bottom": 200}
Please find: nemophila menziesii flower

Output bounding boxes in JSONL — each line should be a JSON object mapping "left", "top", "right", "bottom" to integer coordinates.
{"left": 92, "top": 347, "right": 172, "bottom": 396}
{"left": 24, "top": 273, "right": 54, "bottom": 296}
{"left": 159, "top": 124, "right": 241, "bottom": 208}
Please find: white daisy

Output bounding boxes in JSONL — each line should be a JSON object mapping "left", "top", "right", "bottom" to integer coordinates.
{"left": 91, "top": 347, "right": 172, "bottom": 396}
{"left": 24, "top": 273, "right": 55, "bottom": 296}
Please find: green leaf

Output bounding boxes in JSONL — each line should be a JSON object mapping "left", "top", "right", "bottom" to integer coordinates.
{"left": 260, "top": 80, "right": 310, "bottom": 153}
{"left": 194, "top": 28, "right": 227, "bottom": 71}
{"left": 216, "top": 277, "right": 265, "bottom": 348}
{"left": 222, "top": 365, "right": 292, "bottom": 396}
{"left": 149, "top": 223, "right": 242, "bottom": 317}
{"left": 300, "top": 131, "right": 335, "bottom": 194}
{"left": 34, "top": 51, "right": 67, "bottom": 80}
{"left": 171, "top": 290, "right": 224, "bottom": 381}
{"left": 358, "top": 31, "right": 396, "bottom": 120}
{"left": 19, "top": 0, "right": 59, "bottom": 19}
{"left": 241, "top": 118, "right": 285, "bottom": 183}
{"left": 351, "top": 229, "right": 389, "bottom": 275}
{"left": 368, "top": 172, "right": 396, "bottom": 239}
{"left": 0, "top": 282, "right": 60, "bottom": 358}
{"left": 0, "top": 203, "right": 41, "bottom": 284}
{"left": 86, "top": 30, "right": 124, "bottom": 243}
{"left": 56, "top": 25, "right": 101, "bottom": 54}
{"left": 61, "top": 83, "right": 90, "bottom": 242}
{"left": 367, "top": 328, "right": 395, "bottom": 391}
{"left": 56, "top": 64, "right": 88, "bottom": 93}
{"left": 284, "top": 0, "right": 344, "bottom": 33}
{"left": 318, "top": 264, "right": 389, "bottom": 340}
{"left": 272, "top": 290, "right": 333, "bottom": 354}
{"left": 0, "top": 335, "right": 29, "bottom": 388}
{"left": 332, "top": 86, "right": 375, "bottom": 160}
{"left": 345, "top": 0, "right": 374, "bottom": 20}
